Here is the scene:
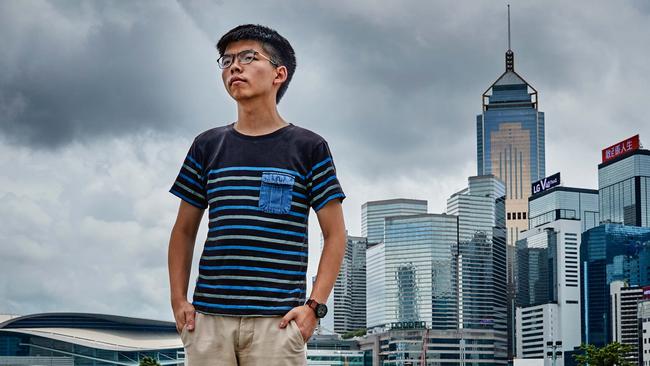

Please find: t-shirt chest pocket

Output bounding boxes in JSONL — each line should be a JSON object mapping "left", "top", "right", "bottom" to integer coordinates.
{"left": 259, "top": 172, "right": 295, "bottom": 214}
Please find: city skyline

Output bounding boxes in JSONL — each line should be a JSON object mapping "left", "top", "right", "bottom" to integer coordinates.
{"left": 1, "top": 0, "right": 650, "bottom": 322}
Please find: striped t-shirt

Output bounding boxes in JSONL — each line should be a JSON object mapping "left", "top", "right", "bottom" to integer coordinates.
{"left": 170, "top": 122, "right": 345, "bottom": 317}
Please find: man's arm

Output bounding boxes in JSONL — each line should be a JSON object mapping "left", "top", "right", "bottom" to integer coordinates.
{"left": 168, "top": 200, "right": 204, "bottom": 333}
{"left": 280, "top": 200, "right": 346, "bottom": 340}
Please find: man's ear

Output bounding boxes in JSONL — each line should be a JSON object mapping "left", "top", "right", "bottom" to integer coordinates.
{"left": 273, "top": 66, "right": 288, "bottom": 85}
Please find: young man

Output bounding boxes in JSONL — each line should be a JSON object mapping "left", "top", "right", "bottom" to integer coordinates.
{"left": 167, "top": 24, "right": 346, "bottom": 365}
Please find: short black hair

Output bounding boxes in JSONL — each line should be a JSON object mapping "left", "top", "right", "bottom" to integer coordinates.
{"left": 216, "top": 24, "right": 296, "bottom": 104}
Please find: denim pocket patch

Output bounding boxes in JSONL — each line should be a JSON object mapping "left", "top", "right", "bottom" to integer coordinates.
{"left": 259, "top": 172, "right": 295, "bottom": 214}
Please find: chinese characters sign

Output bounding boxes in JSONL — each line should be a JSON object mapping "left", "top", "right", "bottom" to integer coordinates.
{"left": 601, "top": 135, "right": 640, "bottom": 163}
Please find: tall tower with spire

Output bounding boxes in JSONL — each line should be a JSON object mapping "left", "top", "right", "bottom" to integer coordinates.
{"left": 476, "top": 5, "right": 545, "bottom": 246}
{"left": 476, "top": 7, "right": 546, "bottom": 359}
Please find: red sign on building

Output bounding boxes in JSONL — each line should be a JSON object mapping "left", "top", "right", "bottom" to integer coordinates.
{"left": 601, "top": 134, "right": 640, "bottom": 163}
{"left": 643, "top": 286, "right": 650, "bottom": 300}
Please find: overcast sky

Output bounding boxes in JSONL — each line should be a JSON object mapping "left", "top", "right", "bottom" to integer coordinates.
{"left": 1, "top": 0, "right": 649, "bottom": 322}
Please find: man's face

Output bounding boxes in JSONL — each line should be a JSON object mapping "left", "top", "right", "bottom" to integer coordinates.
{"left": 221, "top": 40, "right": 280, "bottom": 103}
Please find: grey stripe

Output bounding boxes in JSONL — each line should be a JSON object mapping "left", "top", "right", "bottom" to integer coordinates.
{"left": 208, "top": 176, "right": 260, "bottom": 184}
{"left": 209, "top": 195, "right": 258, "bottom": 204}
{"left": 312, "top": 166, "right": 334, "bottom": 182}
{"left": 311, "top": 184, "right": 341, "bottom": 203}
{"left": 207, "top": 175, "right": 307, "bottom": 190}
{"left": 292, "top": 201, "right": 309, "bottom": 209}
{"left": 174, "top": 181, "right": 205, "bottom": 199}
{"left": 194, "top": 292, "right": 303, "bottom": 302}
{"left": 209, "top": 215, "right": 307, "bottom": 228}
{"left": 201, "top": 255, "right": 307, "bottom": 266}
{"left": 198, "top": 274, "right": 304, "bottom": 284}
{"left": 206, "top": 235, "right": 306, "bottom": 247}
{"left": 183, "top": 164, "right": 202, "bottom": 180}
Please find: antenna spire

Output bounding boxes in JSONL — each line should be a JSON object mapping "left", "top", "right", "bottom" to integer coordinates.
{"left": 507, "top": 4, "right": 511, "bottom": 50}
{"left": 505, "top": 4, "right": 514, "bottom": 71}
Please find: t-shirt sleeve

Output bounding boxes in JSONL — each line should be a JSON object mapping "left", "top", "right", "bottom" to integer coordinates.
{"left": 307, "top": 141, "right": 346, "bottom": 212}
{"left": 169, "top": 139, "right": 208, "bottom": 209}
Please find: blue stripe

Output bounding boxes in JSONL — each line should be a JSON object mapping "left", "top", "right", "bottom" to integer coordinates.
{"left": 209, "top": 166, "right": 304, "bottom": 180}
{"left": 307, "top": 157, "right": 332, "bottom": 178}
{"left": 170, "top": 189, "right": 205, "bottom": 209}
{"left": 291, "top": 191, "right": 307, "bottom": 199}
{"left": 311, "top": 175, "right": 337, "bottom": 193}
{"left": 209, "top": 205, "right": 307, "bottom": 219}
{"left": 207, "top": 186, "right": 259, "bottom": 194}
{"left": 193, "top": 301, "right": 293, "bottom": 311}
{"left": 204, "top": 245, "right": 308, "bottom": 257}
{"left": 209, "top": 225, "right": 305, "bottom": 237}
{"left": 314, "top": 193, "right": 345, "bottom": 211}
{"left": 179, "top": 173, "right": 203, "bottom": 189}
{"left": 196, "top": 283, "right": 304, "bottom": 293}
{"left": 186, "top": 155, "right": 203, "bottom": 170}
{"left": 199, "top": 265, "right": 306, "bottom": 276}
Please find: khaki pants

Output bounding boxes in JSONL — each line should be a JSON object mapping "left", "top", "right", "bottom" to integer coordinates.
{"left": 180, "top": 312, "right": 307, "bottom": 366}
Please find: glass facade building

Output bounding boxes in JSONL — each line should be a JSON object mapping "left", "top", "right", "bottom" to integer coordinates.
{"left": 366, "top": 242, "right": 386, "bottom": 329}
{"left": 447, "top": 175, "right": 508, "bottom": 363}
{"left": 529, "top": 187, "right": 599, "bottom": 232}
{"left": 477, "top": 50, "right": 545, "bottom": 246}
{"left": 580, "top": 224, "right": 650, "bottom": 346}
{"left": 382, "top": 214, "right": 459, "bottom": 329}
{"left": 361, "top": 199, "right": 428, "bottom": 244}
{"left": 598, "top": 150, "right": 650, "bottom": 227}
{"left": 333, "top": 236, "right": 368, "bottom": 334}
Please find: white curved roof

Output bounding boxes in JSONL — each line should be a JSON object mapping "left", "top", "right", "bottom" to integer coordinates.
{"left": 0, "top": 312, "right": 182, "bottom": 352}
{"left": 1, "top": 328, "right": 182, "bottom": 351}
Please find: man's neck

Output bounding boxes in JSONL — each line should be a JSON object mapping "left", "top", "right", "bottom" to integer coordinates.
{"left": 235, "top": 98, "right": 288, "bottom": 136}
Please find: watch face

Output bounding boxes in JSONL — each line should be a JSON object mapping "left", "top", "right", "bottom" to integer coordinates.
{"left": 316, "top": 304, "right": 328, "bottom": 318}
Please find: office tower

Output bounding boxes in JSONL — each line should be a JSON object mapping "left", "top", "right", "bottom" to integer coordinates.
{"left": 332, "top": 236, "right": 367, "bottom": 334}
{"left": 528, "top": 186, "right": 599, "bottom": 233}
{"left": 476, "top": 37, "right": 545, "bottom": 246}
{"left": 361, "top": 199, "right": 427, "bottom": 245}
{"left": 610, "top": 281, "right": 645, "bottom": 365}
{"left": 366, "top": 242, "right": 386, "bottom": 329}
{"left": 515, "top": 304, "right": 560, "bottom": 359}
{"left": 639, "top": 298, "right": 650, "bottom": 366}
{"left": 515, "top": 222, "right": 582, "bottom": 365}
{"left": 513, "top": 185, "right": 597, "bottom": 363}
{"left": 447, "top": 175, "right": 507, "bottom": 357}
{"left": 382, "top": 213, "right": 459, "bottom": 328}
{"left": 580, "top": 224, "right": 650, "bottom": 346}
{"left": 447, "top": 175, "right": 508, "bottom": 362}
{"left": 598, "top": 142, "right": 650, "bottom": 227}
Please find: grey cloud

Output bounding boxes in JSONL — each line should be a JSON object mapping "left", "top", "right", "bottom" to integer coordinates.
{"left": 0, "top": 1, "right": 225, "bottom": 148}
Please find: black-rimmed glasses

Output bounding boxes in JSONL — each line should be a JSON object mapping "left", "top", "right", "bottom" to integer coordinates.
{"left": 217, "top": 49, "right": 278, "bottom": 69}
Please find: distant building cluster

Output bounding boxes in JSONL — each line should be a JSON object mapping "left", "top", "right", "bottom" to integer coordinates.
{"left": 318, "top": 35, "right": 650, "bottom": 366}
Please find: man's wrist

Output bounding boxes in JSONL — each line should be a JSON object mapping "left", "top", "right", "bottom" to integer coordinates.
{"left": 171, "top": 296, "right": 188, "bottom": 307}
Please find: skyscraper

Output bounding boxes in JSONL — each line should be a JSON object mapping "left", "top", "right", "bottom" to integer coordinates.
{"left": 366, "top": 242, "right": 386, "bottom": 329}
{"left": 332, "top": 236, "right": 368, "bottom": 334}
{"left": 513, "top": 185, "right": 598, "bottom": 363}
{"left": 610, "top": 281, "right": 644, "bottom": 364}
{"left": 447, "top": 175, "right": 508, "bottom": 361}
{"left": 382, "top": 213, "right": 459, "bottom": 329}
{"left": 598, "top": 146, "right": 650, "bottom": 227}
{"left": 361, "top": 199, "right": 427, "bottom": 245}
{"left": 476, "top": 23, "right": 546, "bottom": 246}
{"left": 580, "top": 224, "right": 650, "bottom": 346}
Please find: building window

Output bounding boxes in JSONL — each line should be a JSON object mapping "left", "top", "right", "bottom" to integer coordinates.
{"left": 507, "top": 213, "right": 511, "bottom": 220}
{"left": 517, "top": 212, "right": 522, "bottom": 220}
{"left": 523, "top": 212, "right": 527, "bottom": 219}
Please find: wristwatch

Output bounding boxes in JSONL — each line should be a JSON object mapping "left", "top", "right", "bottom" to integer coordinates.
{"left": 305, "top": 299, "right": 328, "bottom": 318}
